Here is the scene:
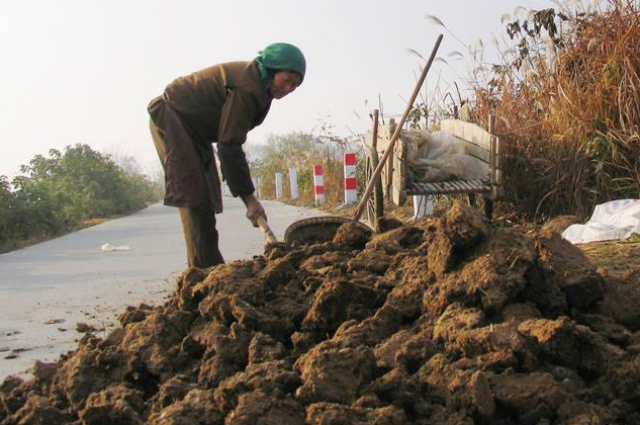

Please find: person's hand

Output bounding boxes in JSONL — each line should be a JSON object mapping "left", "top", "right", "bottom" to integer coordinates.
{"left": 241, "top": 193, "right": 266, "bottom": 227}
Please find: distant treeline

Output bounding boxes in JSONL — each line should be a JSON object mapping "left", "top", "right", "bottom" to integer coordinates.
{"left": 248, "top": 131, "right": 359, "bottom": 206}
{"left": 0, "top": 144, "right": 163, "bottom": 253}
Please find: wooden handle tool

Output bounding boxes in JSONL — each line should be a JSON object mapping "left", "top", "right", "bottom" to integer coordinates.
{"left": 353, "top": 34, "right": 444, "bottom": 221}
{"left": 256, "top": 216, "right": 278, "bottom": 244}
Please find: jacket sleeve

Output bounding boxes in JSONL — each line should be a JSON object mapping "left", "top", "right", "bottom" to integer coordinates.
{"left": 216, "top": 87, "right": 259, "bottom": 197}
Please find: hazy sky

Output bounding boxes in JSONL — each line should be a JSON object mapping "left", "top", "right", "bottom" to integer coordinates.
{"left": 1, "top": 0, "right": 559, "bottom": 179}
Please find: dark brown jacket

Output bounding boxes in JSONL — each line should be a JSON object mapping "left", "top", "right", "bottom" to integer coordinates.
{"left": 149, "top": 61, "right": 272, "bottom": 208}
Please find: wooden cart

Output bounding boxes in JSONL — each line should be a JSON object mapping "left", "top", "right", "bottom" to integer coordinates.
{"left": 363, "top": 113, "right": 502, "bottom": 227}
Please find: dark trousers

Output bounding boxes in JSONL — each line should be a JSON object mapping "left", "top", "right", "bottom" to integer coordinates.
{"left": 149, "top": 117, "right": 225, "bottom": 269}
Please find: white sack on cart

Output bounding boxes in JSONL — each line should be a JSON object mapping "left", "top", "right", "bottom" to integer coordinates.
{"left": 415, "top": 155, "right": 488, "bottom": 182}
{"left": 404, "top": 130, "right": 489, "bottom": 182}
{"left": 562, "top": 199, "right": 640, "bottom": 244}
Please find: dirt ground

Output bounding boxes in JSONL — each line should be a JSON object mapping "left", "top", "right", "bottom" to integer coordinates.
{"left": 1, "top": 201, "right": 639, "bottom": 425}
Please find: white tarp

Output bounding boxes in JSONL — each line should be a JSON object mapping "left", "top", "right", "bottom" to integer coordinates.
{"left": 562, "top": 199, "right": 640, "bottom": 244}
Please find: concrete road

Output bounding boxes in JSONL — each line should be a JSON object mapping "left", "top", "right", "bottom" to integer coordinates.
{"left": 0, "top": 197, "right": 325, "bottom": 380}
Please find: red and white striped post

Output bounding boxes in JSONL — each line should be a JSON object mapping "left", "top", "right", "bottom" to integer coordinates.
{"left": 343, "top": 152, "right": 357, "bottom": 204}
{"left": 313, "top": 164, "right": 325, "bottom": 204}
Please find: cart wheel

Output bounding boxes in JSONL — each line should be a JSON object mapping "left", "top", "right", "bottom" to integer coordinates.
{"left": 467, "top": 193, "right": 493, "bottom": 219}
{"left": 365, "top": 148, "right": 384, "bottom": 230}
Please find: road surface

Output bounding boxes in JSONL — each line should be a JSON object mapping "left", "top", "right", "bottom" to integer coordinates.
{"left": 0, "top": 197, "right": 325, "bottom": 380}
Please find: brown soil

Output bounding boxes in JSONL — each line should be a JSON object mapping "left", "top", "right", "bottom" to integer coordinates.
{"left": 2, "top": 201, "right": 640, "bottom": 425}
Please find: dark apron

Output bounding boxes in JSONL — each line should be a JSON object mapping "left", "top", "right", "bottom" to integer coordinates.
{"left": 148, "top": 96, "right": 223, "bottom": 214}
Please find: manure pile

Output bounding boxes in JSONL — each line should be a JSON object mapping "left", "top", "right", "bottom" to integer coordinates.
{"left": 2, "top": 203, "right": 640, "bottom": 425}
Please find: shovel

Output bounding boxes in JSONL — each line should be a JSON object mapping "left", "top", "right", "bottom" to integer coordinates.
{"left": 283, "top": 34, "right": 444, "bottom": 244}
{"left": 256, "top": 216, "right": 278, "bottom": 244}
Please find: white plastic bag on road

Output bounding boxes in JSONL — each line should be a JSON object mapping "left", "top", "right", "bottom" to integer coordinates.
{"left": 101, "top": 243, "right": 131, "bottom": 252}
{"left": 562, "top": 199, "right": 640, "bottom": 244}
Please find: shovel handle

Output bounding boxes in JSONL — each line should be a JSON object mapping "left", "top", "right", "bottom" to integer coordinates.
{"left": 256, "top": 216, "right": 278, "bottom": 243}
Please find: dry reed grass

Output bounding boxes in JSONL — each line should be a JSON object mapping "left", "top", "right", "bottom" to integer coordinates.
{"left": 473, "top": 0, "right": 640, "bottom": 220}
{"left": 579, "top": 233, "right": 640, "bottom": 276}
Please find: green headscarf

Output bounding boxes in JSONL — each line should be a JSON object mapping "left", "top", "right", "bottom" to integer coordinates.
{"left": 253, "top": 42, "right": 306, "bottom": 89}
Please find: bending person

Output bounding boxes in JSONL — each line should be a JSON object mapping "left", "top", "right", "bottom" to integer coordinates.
{"left": 148, "top": 42, "right": 305, "bottom": 268}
